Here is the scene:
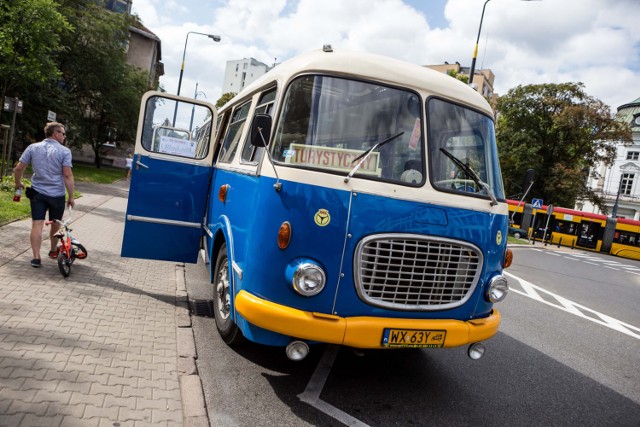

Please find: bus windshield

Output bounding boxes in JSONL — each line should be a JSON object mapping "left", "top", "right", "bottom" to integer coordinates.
{"left": 272, "top": 75, "right": 425, "bottom": 185}
{"left": 427, "top": 98, "right": 505, "bottom": 201}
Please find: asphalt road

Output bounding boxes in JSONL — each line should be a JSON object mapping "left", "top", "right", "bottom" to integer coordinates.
{"left": 185, "top": 244, "right": 640, "bottom": 426}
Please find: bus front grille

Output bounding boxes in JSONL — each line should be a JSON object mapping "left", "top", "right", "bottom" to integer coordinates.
{"left": 354, "top": 234, "right": 483, "bottom": 311}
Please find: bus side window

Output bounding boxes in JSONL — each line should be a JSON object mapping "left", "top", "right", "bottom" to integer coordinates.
{"left": 212, "top": 111, "right": 230, "bottom": 163}
{"left": 241, "top": 87, "right": 277, "bottom": 164}
{"left": 219, "top": 101, "right": 252, "bottom": 164}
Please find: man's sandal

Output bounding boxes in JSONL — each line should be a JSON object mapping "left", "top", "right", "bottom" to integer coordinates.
{"left": 48, "top": 250, "right": 59, "bottom": 259}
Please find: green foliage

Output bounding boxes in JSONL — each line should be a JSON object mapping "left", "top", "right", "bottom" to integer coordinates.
{"left": 0, "top": 0, "right": 71, "bottom": 101}
{"left": 1, "top": 1, "right": 150, "bottom": 168}
{"left": 0, "top": 175, "right": 32, "bottom": 225}
{"left": 56, "top": 3, "right": 149, "bottom": 167}
{"left": 0, "top": 175, "right": 29, "bottom": 193}
{"left": 496, "top": 82, "right": 632, "bottom": 210}
{"left": 446, "top": 69, "right": 469, "bottom": 84}
{"left": 216, "top": 92, "right": 237, "bottom": 109}
{"left": 73, "top": 163, "right": 124, "bottom": 184}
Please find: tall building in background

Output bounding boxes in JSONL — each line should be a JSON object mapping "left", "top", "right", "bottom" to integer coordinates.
{"left": 222, "top": 58, "right": 275, "bottom": 94}
{"left": 425, "top": 62, "right": 495, "bottom": 102}
{"left": 579, "top": 97, "right": 640, "bottom": 220}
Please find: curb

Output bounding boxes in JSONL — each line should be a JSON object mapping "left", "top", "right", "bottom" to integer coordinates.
{"left": 175, "top": 263, "right": 210, "bottom": 426}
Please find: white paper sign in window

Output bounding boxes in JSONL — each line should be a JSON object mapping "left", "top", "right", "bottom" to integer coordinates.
{"left": 159, "top": 136, "right": 197, "bottom": 157}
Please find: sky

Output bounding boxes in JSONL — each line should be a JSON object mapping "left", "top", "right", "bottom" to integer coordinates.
{"left": 131, "top": 0, "right": 640, "bottom": 113}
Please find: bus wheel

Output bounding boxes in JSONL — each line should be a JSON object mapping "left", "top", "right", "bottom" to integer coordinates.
{"left": 213, "top": 243, "right": 242, "bottom": 345}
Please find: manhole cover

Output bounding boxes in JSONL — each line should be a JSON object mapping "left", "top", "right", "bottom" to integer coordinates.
{"left": 190, "top": 299, "right": 214, "bottom": 317}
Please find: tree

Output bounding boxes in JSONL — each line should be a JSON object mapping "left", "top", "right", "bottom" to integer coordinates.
{"left": 216, "top": 92, "right": 237, "bottom": 109}
{"left": 0, "top": 0, "right": 71, "bottom": 106}
{"left": 496, "top": 82, "right": 632, "bottom": 210}
{"left": 55, "top": 1, "right": 149, "bottom": 167}
{"left": 446, "top": 69, "right": 469, "bottom": 85}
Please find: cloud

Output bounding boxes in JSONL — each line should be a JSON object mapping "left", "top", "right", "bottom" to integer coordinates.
{"left": 133, "top": 0, "right": 640, "bottom": 110}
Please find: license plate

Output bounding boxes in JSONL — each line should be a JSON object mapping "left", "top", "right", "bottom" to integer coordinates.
{"left": 381, "top": 328, "right": 446, "bottom": 348}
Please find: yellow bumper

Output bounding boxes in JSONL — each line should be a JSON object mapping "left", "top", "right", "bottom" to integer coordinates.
{"left": 235, "top": 290, "right": 500, "bottom": 349}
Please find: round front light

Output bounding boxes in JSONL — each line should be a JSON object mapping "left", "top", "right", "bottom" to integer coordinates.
{"left": 292, "top": 263, "right": 326, "bottom": 296}
{"left": 486, "top": 275, "right": 509, "bottom": 303}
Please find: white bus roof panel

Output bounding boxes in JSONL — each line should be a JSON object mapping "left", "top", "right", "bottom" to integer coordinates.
{"left": 227, "top": 47, "right": 493, "bottom": 117}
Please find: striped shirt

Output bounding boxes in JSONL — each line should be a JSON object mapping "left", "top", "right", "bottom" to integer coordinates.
{"left": 19, "top": 139, "right": 73, "bottom": 197}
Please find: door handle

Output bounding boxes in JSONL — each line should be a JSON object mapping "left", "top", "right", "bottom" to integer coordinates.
{"left": 136, "top": 160, "right": 149, "bottom": 170}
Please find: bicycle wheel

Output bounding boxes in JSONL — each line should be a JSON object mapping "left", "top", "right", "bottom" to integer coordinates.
{"left": 72, "top": 243, "right": 88, "bottom": 259}
{"left": 57, "top": 252, "right": 71, "bottom": 277}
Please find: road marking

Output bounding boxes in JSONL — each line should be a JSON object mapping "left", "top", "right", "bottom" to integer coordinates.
{"left": 517, "top": 246, "right": 640, "bottom": 273}
{"left": 299, "top": 345, "right": 371, "bottom": 427}
{"left": 505, "top": 272, "right": 640, "bottom": 340}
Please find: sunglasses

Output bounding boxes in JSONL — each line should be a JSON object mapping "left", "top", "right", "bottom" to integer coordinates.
{"left": 57, "top": 130, "right": 66, "bottom": 136}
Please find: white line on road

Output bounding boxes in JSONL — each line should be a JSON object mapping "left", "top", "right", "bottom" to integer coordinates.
{"left": 505, "top": 272, "right": 640, "bottom": 340}
{"left": 298, "top": 345, "right": 371, "bottom": 427}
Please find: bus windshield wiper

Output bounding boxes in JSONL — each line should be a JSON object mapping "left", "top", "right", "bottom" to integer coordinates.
{"left": 440, "top": 148, "right": 498, "bottom": 206}
{"left": 344, "top": 132, "right": 404, "bottom": 183}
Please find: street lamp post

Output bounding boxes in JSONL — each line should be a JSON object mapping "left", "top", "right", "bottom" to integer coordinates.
{"left": 189, "top": 82, "right": 207, "bottom": 133}
{"left": 468, "top": 0, "right": 540, "bottom": 85}
{"left": 468, "top": 0, "right": 491, "bottom": 85}
{"left": 612, "top": 177, "right": 624, "bottom": 218}
{"left": 172, "top": 31, "right": 220, "bottom": 126}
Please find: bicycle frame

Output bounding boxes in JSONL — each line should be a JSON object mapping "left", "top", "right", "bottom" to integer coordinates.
{"left": 46, "top": 208, "right": 87, "bottom": 277}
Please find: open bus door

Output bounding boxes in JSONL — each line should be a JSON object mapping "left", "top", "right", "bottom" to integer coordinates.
{"left": 121, "top": 92, "right": 218, "bottom": 263}
{"left": 576, "top": 220, "right": 600, "bottom": 249}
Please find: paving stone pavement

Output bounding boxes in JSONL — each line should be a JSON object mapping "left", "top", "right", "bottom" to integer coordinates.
{"left": 0, "top": 182, "right": 206, "bottom": 426}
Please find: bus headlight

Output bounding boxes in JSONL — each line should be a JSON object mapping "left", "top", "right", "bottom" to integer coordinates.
{"left": 486, "top": 275, "right": 509, "bottom": 303}
{"left": 291, "top": 262, "right": 326, "bottom": 296}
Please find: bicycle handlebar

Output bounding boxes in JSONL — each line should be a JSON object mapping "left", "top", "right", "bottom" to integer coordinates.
{"left": 45, "top": 207, "right": 73, "bottom": 227}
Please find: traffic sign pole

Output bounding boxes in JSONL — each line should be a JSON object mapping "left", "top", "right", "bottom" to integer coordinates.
{"left": 542, "top": 204, "right": 554, "bottom": 245}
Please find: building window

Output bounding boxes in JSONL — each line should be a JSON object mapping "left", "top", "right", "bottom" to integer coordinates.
{"left": 627, "top": 151, "right": 639, "bottom": 160}
{"left": 621, "top": 173, "right": 635, "bottom": 196}
{"left": 104, "top": 0, "right": 129, "bottom": 13}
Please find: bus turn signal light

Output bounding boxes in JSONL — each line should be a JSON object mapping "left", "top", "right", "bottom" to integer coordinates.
{"left": 278, "top": 222, "right": 292, "bottom": 249}
{"left": 503, "top": 248, "right": 513, "bottom": 268}
{"left": 218, "top": 184, "right": 229, "bottom": 203}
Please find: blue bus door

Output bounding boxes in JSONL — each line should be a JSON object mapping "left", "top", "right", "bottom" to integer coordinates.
{"left": 121, "top": 92, "right": 218, "bottom": 263}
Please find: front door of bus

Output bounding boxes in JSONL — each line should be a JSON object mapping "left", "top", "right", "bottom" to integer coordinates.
{"left": 121, "top": 92, "right": 218, "bottom": 263}
{"left": 576, "top": 220, "right": 600, "bottom": 249}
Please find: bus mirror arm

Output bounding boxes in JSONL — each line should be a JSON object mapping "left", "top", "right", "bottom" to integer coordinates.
{"left": 250, "top": 114, "right": 281, "bottom": 191}
{"left": 258, "top": 127, "right": 282, "bottom": 192}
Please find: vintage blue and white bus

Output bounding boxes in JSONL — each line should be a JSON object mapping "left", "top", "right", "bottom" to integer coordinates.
{"left": 122, "top": 46, "right": 512, "bottom": 360}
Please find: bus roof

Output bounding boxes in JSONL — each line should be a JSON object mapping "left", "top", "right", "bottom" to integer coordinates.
{"left": 223, "top": 47, "right": 493, "bottom": 116}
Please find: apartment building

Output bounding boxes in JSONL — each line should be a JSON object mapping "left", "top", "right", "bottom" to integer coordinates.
{"left": 222, "top": 58, "right": 275, "bottom": 94}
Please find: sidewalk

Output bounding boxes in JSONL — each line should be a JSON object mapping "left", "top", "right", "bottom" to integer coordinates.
{"left": 0, "top": 181, "right": 207, "bottom": 426}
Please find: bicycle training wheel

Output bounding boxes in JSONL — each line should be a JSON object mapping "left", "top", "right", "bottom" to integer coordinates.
{"left": 72, "top": 243, "right": 88, "bottom": 259}
{"left": 57, "top": 252, "right": 71, "bottom": 278}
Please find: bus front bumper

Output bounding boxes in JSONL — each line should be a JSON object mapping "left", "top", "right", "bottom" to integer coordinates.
{"left": 235, "top": 290, "right": 500, "bottom": 349}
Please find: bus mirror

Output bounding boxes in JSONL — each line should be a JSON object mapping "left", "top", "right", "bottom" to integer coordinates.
{"left": 250, "top": 114, "right": 272, "bottom": 147}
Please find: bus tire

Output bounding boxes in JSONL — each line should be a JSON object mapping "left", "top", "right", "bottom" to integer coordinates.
{"left": 213, "top": 243, "right": 243, "bottom": 345}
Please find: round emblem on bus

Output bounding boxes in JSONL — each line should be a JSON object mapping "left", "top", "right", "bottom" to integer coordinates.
{"left": 314, "top": 209, "right": 331, "bottom": 227}
{"left": 496, "top": 230, "right": 503, "bottom": 245}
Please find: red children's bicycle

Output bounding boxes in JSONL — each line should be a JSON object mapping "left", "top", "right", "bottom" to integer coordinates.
{"left": 46, "top": 208, "right": 88, "bottom": 277}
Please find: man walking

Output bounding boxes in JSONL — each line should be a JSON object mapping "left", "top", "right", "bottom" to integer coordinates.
{"left": 13, "top": 122, "right": 75, "bottom": 268}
